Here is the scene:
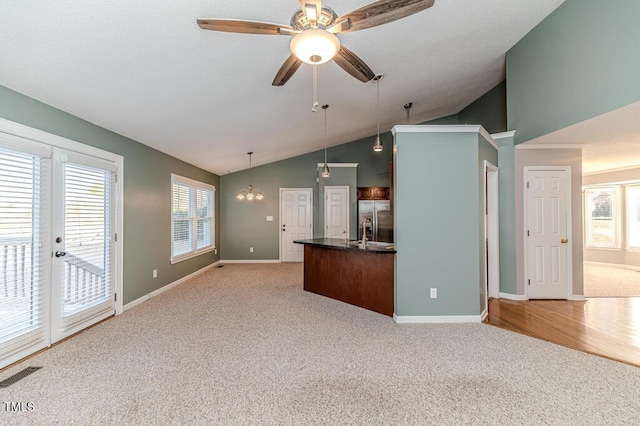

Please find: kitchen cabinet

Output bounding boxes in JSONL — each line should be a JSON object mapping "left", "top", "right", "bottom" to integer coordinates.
{"left": 357, "top": 186, "right": 390, "bottom": 200}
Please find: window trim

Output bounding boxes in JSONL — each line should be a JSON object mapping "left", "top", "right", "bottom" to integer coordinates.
{"left": 170, "top": 174, "right": 216, "bottom": 264}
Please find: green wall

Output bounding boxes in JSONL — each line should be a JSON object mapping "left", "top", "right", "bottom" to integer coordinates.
{"left": 495, "top": 134, "right": 518, "bottom": 295}
{"left": 393, "top": 126, "right": 496, "bottom": 317}
{"left": 0, "top": 85, "right": 220, "bottom": 304}
{"left": 459, "top": 81, "right": 507, "bottom": 134}
{"left": 220, "top": 133, "right": 393, "bottom": 260}
{"left": 507, "top": 0, "right": 640, "bottom": 144}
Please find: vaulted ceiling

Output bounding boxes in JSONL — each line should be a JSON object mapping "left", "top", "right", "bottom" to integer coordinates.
{"left": 0, "top": 1, "right": 566, "bottom": 174}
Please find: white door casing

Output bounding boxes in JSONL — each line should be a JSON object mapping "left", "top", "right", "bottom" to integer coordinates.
{"left": 280, "top": 188, "right": 312, "bottom": 262}
{"left": 484, "top": 162, "right": 500, "bottom": 301}
{"left": 324, "top": 186, "right": 349, "bottom": 239}
{"left": 525, "top": 167, "right": 572, "bottom": 299}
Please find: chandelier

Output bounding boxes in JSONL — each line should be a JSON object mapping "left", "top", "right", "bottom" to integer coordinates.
{"left": 237, "top": 152, "right": 263, "bottom": 201}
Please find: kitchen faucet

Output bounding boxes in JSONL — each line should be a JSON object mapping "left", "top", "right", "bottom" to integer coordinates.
{"left": 361, "top": 217, "right": 373, "bottom": 247}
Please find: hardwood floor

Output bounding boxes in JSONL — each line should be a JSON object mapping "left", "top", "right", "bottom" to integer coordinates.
{"left": 485, "top": 297, "right": 640, "bottom": 367}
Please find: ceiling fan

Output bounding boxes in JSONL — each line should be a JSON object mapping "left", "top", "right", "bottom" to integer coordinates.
{"left": 197, "top": 0, "right": 435, "bottom": 86}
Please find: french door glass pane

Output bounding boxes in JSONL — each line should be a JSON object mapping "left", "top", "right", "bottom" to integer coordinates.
{"left": 62, "top": 163, "right": 111, "bottom": 316}
{"left": 0, "top": 147, "right": 47, "bottom": 364}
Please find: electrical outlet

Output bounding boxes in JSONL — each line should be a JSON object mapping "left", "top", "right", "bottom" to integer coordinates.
{"left": 214, "top": 248, "right": 217, "bottom": 255}
{"left": 430, "top": 288, "right": 437, "bottom": 299}
{"left": 153, "top": 269, "right": 157, "bottom": 279}
{"left": 266, "top": 216, "right": 273, "bottom": 222}
{"left": 250, "top": 247, "right": 254, "bottom": 253}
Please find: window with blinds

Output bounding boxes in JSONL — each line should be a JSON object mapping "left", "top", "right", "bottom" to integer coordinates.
{"left": 0, "top": 145, "right": 49, "bottom": 363}
{"left": 584, "top": 187, "right": 620, "bottom": 248}
{"left": 171, "top": 174, "right": 215, "bottom": 262}
{"left": 626, "top": 185, "right": 640, "bottom": 249}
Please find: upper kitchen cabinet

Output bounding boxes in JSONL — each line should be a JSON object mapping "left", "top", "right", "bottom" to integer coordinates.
{"left": 357, "top": 186, "right": 390, "bottom": 200}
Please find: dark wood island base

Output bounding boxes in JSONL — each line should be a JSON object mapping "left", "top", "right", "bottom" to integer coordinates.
{"left": 296, "top": 239, "right": 395, "bottom": 317}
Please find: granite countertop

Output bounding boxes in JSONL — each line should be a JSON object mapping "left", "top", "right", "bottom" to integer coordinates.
{"left": 294, "top": 238, "right": 396, "bottom": 254}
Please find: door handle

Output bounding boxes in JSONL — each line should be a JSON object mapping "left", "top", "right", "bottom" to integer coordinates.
{"left": 55, "top": 250, "right": 67, "bottom": 257}
{"left": 560, "top": 239, "right": 568, "bottom": 244}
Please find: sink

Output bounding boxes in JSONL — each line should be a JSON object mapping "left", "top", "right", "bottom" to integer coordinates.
{"left": 347, "top": 240, "right": 394, "bottom": 250}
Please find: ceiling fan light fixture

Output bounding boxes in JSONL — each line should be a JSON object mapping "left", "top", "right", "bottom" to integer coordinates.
{"left": 290, "top": 28, "right": 340, "bottom": 65}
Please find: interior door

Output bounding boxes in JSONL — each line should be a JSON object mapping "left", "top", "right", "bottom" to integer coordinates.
{"left": 324, "top": 186, "right": 349, "bottom": 239}
{"left": 526, "top": 169, "right": 571, "bottom": 299}
{"left": 280, "top": 189, "right": 312, "bottom": 262}
{"left": 51, "top": 149, "right": 116, "bottom": 343}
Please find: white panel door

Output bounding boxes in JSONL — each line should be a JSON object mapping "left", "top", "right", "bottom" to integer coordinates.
{"left": 51, "top": 149, "right": 116, "bottom": 343}
{"left": 526, "top": 169, "right": 570, "bottom": 299}
{"left": 324, "top": 186, "right": 349, "bottom": 239}
{"left": 280, "top": 189, "right": 312, "bottom": 262}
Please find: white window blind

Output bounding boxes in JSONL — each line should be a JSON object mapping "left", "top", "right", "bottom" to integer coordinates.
{"left": 61, "top": 163, "right": 114, "bottom": 319}
{"left": 584, "top": 187, "right": 620, "bottom": 248}
{"left": 0, "top": 145, "right": 49, "bottom": 364}
{"left": 171, "top": 175, "right": 215, "bottom": 262}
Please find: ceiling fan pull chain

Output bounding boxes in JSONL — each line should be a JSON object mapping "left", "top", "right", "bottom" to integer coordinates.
{"left": 312, "top": 64, "right": 319, "bottom": 112}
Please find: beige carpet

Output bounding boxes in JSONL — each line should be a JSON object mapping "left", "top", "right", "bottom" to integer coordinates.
{"left": 2, "top": 263, "right": 640, "bottom": 425}
{"left": 584, "top": 263, "right": 640, "bottom": 297}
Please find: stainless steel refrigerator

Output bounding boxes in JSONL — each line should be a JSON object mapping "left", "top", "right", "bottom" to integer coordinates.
{"left": 358, "top": 200, "right": 393, "bottom": 243}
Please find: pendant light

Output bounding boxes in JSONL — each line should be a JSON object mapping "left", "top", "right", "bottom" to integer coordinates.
{"left": 372, "top": 74, "right": 383, "bottom": 152}
{"left": 321, "top": 104, "right": 330, "bottom": 178}
{"left": 236, "top": 152, "right": 263, "bottom": 201}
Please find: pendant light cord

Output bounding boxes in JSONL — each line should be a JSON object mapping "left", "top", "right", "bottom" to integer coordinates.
{"left": 376, "top": 78, "right": 380, "bottom": 138}
{"left": 324, "top": 106, "right": 328, "bottom": 163}
{"left": 312, "top": 65, "right": 318, "bottom": 113}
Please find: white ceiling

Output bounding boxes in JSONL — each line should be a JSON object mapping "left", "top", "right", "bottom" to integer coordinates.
{"left": 523, "top": 101, "right": 640, "bottom": 174}
{"left": 0, "top": 0, "right": 566, "bottom": 175}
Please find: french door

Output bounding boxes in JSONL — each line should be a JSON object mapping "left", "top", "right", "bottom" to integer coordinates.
{"left": 0, "top": 131, "right": 119, "bottom": 369}
{"left": 50, "top": 149, "right": 116, "bottom": 342}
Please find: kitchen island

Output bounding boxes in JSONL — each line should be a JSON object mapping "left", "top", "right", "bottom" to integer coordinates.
{"left": 293, "top": 238, "right": 395, "bottom": 317}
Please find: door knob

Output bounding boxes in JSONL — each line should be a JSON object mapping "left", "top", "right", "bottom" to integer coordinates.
{"left": 560, "top": 238, "right": 568, "bottom": 244}
{"left": 55, "top": 250, "right": 67, "bottom": 257}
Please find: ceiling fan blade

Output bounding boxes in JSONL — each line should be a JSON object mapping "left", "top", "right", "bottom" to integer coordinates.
{"left": 337, "top": 0, "right": 435, "bottom": 33}
{"left": 298, "top": 1, "right": 323, "bottom": 27}
{"left": 197, "top": 19, "right": 294, "bottom": 36}
{"left": 333, "top": 46, "right": 375, "bottom": 83}
{"left": 272, "top": 54, "right": 303, "bottom": 86}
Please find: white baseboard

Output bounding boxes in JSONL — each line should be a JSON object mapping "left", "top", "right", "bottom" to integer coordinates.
{"left": 222, "top": 259, "right": 282, "bottom": 264}
{"left": 584, "top": 261, "right": 640, "bottom": 271}
{"left": 481, "top": 308, "right": 488, "bottom": 321}
{"left": 393, "top": 313, "right": 483, "bottom": 324}
{"left": 570, "top": 295, "right": 587, "bottom": 301}
{"left": 499, "top": 292, "right": 528, "bottom": 301}
{"left": 124, "top": 261, "right": 221, "bottom": 311}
